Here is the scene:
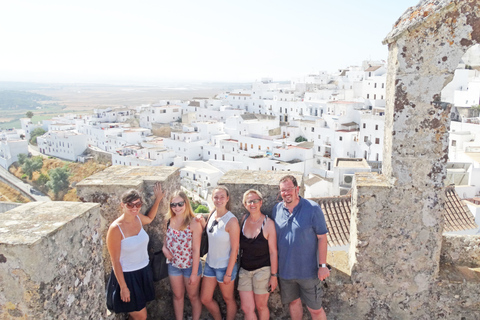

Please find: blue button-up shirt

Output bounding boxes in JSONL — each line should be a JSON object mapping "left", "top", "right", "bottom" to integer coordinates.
{"left": 272, "top": 197, "right": 328, "bottom": 280}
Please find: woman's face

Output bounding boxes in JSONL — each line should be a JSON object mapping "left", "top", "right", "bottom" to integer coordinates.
{"left": 213, "top": 189, "right": 229, "bottom": 209}
{"left": 170, "top": 195, "right": 186, "bottom": 216}
{"left": 123, "top": 198, "right": 143, "bottom": 216}
{"left": 244, "top": 192, "right": 262, "bottom": 214}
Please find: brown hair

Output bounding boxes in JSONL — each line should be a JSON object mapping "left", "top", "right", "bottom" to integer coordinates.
{"left": 213, "top": 185, "right": 231, "bottom": 211}
{"left": 121, "top": 189, "right": 144, "bottom": 205}
{"left": 279, "top": 175, "right": 298, "bottom": 187}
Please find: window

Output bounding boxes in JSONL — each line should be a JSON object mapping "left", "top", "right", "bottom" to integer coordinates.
{"left": 363, "top": 123, "right": 366, "bottom": 129}
{"left": 452, "top": 140, "right": 457, "bottom": 147}
{"left": 374, "top": 83, "right": 377, "bottom": 88}
{"left": 251, "top": 144, "right": 253, "bottom": 149}
{"left": 375, "top": 125, "right": 379, "bottom": 130}
{"left": 364, "top": 136, "right": 368, "bottom": 142}
{"left": 339, "top": 136, "right": 343, "bottom": 141}
{"left": 311, "top": 127, "right": 314, "bottom": 132}
{"left": 367, "top": 94, "right": 370, "bottom": 99}
{"left": 374, "top": 94, "right": 377, "bottom": 99}
{"left": 375, "top": 138, "right": 380, "bottom": 144}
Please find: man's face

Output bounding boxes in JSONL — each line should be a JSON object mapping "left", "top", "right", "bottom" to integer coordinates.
{"left": 279, "top": 179, "right": 299, "bottom": 204}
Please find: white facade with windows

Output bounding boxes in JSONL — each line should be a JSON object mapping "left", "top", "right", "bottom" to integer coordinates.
{"left": 37, "top": 131, "right": 88, "bottom": 161}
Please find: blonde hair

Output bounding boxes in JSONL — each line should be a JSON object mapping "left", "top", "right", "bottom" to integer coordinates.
{"left": 242, "top": 189, "right": 263, "bottom": 204}
{"left": 165, "top": 191, "right": 195, "bottom": 230}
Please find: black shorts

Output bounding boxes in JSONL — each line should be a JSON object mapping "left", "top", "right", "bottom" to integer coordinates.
{"left": 106, "top": 265, "right": 155, "bottom": 314}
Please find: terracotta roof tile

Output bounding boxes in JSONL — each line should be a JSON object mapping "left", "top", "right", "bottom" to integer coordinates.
{"left": 314, "top": 186, "right": 478, "bottom": 247}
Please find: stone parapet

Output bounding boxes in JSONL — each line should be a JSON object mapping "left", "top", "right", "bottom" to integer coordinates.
{"left": 0, "top": 201, "right": 104, "bottom": 319}
{"left": 218, "top": 170, "right": 303, "bottom": 218}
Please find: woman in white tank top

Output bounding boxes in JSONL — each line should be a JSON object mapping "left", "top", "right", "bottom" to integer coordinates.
{"left": 200, "top": 186, "right": 240, "bottom": 320}
{"left": 106, "top": 183, "right": 164, "bottom": 319}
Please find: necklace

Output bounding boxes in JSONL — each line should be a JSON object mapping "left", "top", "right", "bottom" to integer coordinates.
{"left": 249, "top": 215, "right": 263, "bottom": 223}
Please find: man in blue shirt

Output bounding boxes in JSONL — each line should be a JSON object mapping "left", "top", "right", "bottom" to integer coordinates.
{"left": 272, "top": 175, "right": 330, "bottom": 320}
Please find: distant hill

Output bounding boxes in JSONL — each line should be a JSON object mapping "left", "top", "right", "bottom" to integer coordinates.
{"left": 0, "top": 90, "right": 53, "bottom": 110}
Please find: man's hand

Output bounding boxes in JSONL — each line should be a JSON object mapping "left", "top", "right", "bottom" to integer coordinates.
{"left": 318, "top": 266, "right": 330, "bottom": 281}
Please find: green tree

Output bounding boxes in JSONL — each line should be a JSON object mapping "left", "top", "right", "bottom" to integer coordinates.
{"left": 36, "top": 173, "right": 50, "bottom": 186}
{"left": 17, "top": 153, "right": 28, "bottom": 165}
{"left": 46, "top": 166, "right": 71, "bottom": 199}
{"left": 21, "top": 156, "right": 43, "bottom": 179}
{"left": 194, "top": 205, "right": 209, "bottom": 214}
{"left": 26, "top": 111, "right": 33, "bottom": 118}
{"left": 295, "top": 136, "right": 308, "bottom": 143}
{"left": 29, "top": 127, "right": 46, "bottom": 145}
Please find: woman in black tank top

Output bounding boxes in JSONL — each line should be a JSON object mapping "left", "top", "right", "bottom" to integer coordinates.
{"left": 238, "top": 189, "right": 278, "bottom": 320}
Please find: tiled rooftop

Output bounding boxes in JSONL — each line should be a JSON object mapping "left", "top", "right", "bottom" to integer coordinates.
{"left": 315, "top": 186, "right": 478, "bottom": 247}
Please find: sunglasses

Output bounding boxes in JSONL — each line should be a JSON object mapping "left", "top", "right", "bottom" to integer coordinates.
{"left": 170, "top": 201, "right": 185, "bottom": 208}
{"left": 209, "top": 220, "right": 219, "bottom": 233}
{"left": 246, "top": 199, "right": 261, "bottom": 205}
{"left": 126, "top": 201, "right": 142, "bottom": 209}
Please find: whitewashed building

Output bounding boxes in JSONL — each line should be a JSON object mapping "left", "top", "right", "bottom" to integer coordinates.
{"left": 37, "top": 131, "right": 88, "bottom": 161}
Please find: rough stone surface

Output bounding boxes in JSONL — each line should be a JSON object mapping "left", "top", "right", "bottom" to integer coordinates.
{"left": 218, "top": 170, "right": 304, "bottom": 219}
{"left": 0, "top": 202, "right": 104, "bottom": 319}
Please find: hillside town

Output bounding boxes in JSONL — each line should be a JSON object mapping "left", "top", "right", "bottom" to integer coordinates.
{"left": 1, "top": 59, "right": 480, "bottom": 225}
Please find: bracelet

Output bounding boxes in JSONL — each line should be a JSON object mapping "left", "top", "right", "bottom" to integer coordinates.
{"left": 271, "top": 273, "right": 278, "bottom": 277}
{"left": 225, "top": 274, "right": 231, "bottom": 277}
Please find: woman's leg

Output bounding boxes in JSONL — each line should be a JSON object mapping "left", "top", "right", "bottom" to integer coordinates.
{"left": 170, "top": 275, "right": 186, "bottom": 320}
{"left": 200, "top": 276, "right": 222, "bottom": 320}
{"left": 184, "top": 276, "right": 203, "bottom": 320}
{"left": 254, "top": 293, "right": 270, "bottom": 320}
{"left": 239, "top": 290, "right": 257, "bottom": 320}
{"left": 128, "top": 307, "right": 147, "bottom": 320}
{"left": 218, "top": 281, "right": 237, "bottom": 320}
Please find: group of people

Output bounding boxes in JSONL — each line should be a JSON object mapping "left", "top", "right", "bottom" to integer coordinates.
{"left": 106, "top": 175, "right": 330, "bottom": 320}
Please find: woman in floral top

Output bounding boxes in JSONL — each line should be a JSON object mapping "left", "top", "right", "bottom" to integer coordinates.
{"left": 162, "top": 191, "right": 203, "bottom": 320}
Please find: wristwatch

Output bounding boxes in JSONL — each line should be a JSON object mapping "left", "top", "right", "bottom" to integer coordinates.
{"left": 271, "top": 273, "right": 278, "bottom": 277}
{"left": 319, "top": 263, "right": 328, "bottom": 268}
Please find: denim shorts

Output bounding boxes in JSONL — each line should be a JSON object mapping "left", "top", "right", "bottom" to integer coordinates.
{"left": 168, "top": 261, "right": 202, "bottom": 277}
{"left": 203, "top": 261, "right": 238, "bottom": 283}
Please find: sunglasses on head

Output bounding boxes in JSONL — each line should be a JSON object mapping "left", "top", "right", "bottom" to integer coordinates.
{"left": 209, "top": 220, "right": 219, "bottom": 233}
{"left": 126, "top": 201, "right": 142, "bottom": 209}
{"left": 170, "top": 201, "right": 185, "bottom": 208}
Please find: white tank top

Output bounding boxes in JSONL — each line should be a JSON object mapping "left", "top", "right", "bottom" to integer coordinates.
{"left": 206, "top": 211, "right": 237, "bottom": 268}
{"left": 117, "top": 216, "right": 150, "bottom": 272}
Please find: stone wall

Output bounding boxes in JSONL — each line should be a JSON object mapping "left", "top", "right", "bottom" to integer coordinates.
{"left": 0, "top": 202, "right": 104, "bottom": 319}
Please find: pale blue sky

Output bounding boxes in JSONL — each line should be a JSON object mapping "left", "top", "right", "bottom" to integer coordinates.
{"left": 0, "top": 0, "right": 419, "bottom": 84}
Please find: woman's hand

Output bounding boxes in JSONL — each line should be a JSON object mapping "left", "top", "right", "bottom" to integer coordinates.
{"left": 120, "top": 286, "right": 131, "bottom": 302}
{"left": 268, "top": 275, "right": 278, "bottom": 292}
{"left": 154, "top": 182, "right": 164, "bottom": 199}
{"left": 189, "top": 273, "right": 200, "bottom": 286}
{"left": 194, "top": 214, "right": 206, "bottom": 229}
{"left": 162, "top": 246, "right": 174, "bottom": 261}
{"left": 223, "top": 274, "right": 232, "bottom": 285}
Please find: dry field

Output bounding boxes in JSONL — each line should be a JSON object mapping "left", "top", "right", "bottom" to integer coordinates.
{"left": 32, "top": 83, "right": 245, "bottom": 112}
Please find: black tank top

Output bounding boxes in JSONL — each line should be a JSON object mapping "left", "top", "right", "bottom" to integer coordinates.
{"left": 240, "top": 215, "right": 270, "bottom": 271}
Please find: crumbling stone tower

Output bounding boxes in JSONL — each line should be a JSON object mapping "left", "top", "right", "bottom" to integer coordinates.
{"left": 347, "top": 0, "right": 480, "bottom": 318}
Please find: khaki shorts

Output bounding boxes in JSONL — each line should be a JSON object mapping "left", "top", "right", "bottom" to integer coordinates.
{"left": 237, "top": 266, "right": 271, "bottom": 295}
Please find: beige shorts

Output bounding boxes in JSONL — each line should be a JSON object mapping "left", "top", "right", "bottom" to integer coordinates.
{"left": 237, "top": 266, "right": 271, "bottom": 295}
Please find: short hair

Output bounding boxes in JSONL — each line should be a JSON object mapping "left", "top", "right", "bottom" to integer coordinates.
{"left": 279, "top": 175, "right": 298, "bottom": 187}
{"left": 212, "top": 185, "right": 231, "bottom": 211}
{"left": 242, "top": 189, "right": 263, "bottom": 204}
{"left": 121, "top": 189, "right": 144, "bottom": 204}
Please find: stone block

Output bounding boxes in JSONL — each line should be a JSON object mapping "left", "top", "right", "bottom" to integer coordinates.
{"left": 0, "top": 202, "right": 104, "bottom": 319}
